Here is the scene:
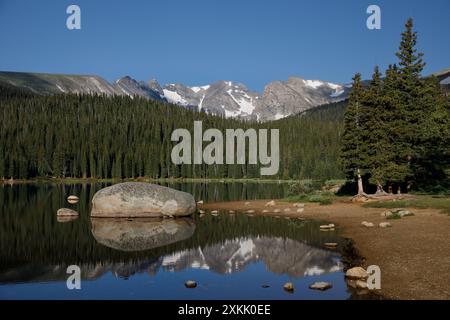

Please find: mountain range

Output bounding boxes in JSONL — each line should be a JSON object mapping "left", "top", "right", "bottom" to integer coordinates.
{"left": 0, "top": 70, "right": 350, "bottom": 121}
{"left": 1, "top": 68, "right": 448, "bottom": 121}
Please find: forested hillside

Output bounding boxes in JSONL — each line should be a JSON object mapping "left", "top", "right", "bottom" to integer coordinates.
{"left": 0, "top": 85, "right": 345, "bottom": 180}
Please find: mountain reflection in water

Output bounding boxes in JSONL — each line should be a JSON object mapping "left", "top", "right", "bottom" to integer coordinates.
{"left": 0, "top": 183, "right": 349, "bottom": 299}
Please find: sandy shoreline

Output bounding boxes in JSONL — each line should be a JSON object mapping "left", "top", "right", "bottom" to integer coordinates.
{"left": 199, "top": 199, "right": 450, "bottom": 300}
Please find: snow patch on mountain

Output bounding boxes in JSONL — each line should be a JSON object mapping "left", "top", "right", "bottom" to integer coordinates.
{"left": 163, "top": 89, "right": 188, "bottom": 106}
{"left": 226, "top": 89, "right": 256, "bottom": 115}
{"left": 303, "top": 79, "right": 324, "bottom": 89}
{"left": 330, "top": 89, "right": 345, "bottom": 97}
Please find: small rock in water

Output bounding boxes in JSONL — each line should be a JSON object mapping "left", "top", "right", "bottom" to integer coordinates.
{"left": 57, "top": 208, "right": 79, "bottom": 217}
{"left": 345, "top": 267, "right": 368, "bottom": 280}
{"left": 199, "top": 213, "right": 205, "bottom": 218}
{"left": 261, "top": 284, "right": 270, "bottom": 288}
{"left": 246, "top": 210, "right": 255, "bottom": 214}
{"left": 274, "top": 209, "right": 281, "bottom": 213}
{"left": 229, "top": 210, "right": 235, "bottom": 214}
{"left": 185, "top": 280, "right": 197, "bottom": 288}
{"left": 199, "top": 209, "right": 205, "bottom": 214}
{"left": 309, "top": 282, "right": 332, "bottom": 291}
{"left": 262, "top": 210, "right": 269, "bottom": 213}
{"left": 379, "top": 222, "right": 392, "bottom": 228}
{"left": 283, "top": 282, "right": 294, "bottom": 292}
{"left": 297, "top": 208, "right": 304, "bottom": 213}
{"left": 320, "top": 224, "right": 335, "bottom": 229}
{"left": 245, "top": 202, "right": 251, "bottom": 206}
{"left": 324, "top": 242, "right": 338, "bottom": 248}
{"left": 284, "top": 208, "right": 291, "bottom": 212}
{"left": 265, "top": 200, "right": 276, "bottom": 207}
{"left": 211, "top": 210, "right": 219, "bottom": 214}
{"left": 197, "top": 200, "right": 204, "bottom": 205}
{"left": 361, "top": 221, "right": 375, "bottom": 228}
{"left": 67, "top": 195, "right": 79, "bottom": 204}
{"left": 293, "top": 203, "right": 305, "bottom": 208}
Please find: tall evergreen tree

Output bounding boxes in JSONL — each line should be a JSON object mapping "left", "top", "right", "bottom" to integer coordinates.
{"left": 362, "top": 66, "right": 390, "bottom": 194}
{"left": 340, "top": 73, "right": 367, "bottom": 196}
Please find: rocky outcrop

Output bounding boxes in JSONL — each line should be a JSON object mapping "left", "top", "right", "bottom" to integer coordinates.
{"left": 90, "top": 182, "right": 196, "bottom": 217}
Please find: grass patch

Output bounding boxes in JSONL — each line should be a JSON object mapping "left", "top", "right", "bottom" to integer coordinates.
{"left": 363, "top": 196, "right": 450, "bottom": 215}
{"left": 284, "top": 192, "right": 335, "bottom": 205}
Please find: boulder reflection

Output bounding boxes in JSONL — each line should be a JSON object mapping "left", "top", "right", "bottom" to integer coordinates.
{"left": 90, "top": 218, "right": 196, "bottom": 252}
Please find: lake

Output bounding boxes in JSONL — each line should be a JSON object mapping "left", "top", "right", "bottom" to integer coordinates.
{"left": 0, "top": 183, "right": 352, "bottom": 300}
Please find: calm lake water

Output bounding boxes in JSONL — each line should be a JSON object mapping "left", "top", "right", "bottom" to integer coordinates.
{"left": 0, "top": 183, "right": 352, "bottom": 300}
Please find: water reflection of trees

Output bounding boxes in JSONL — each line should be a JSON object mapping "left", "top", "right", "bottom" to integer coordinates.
{"left": 0, "top": 184, "right": 340, "bottom": 270}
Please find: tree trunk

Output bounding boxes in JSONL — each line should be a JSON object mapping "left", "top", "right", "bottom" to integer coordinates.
{"left": 375, "top": 181, "right": 388, "bottom": 195}
{"left": 357, "top": 169, "right": 365, "bottom": 195}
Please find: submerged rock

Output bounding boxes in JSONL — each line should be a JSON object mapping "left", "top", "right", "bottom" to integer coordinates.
{"left": 283, "top": 282, "right": 294, "bottom": 292}
{"left": 90, "top": 182, "right": 196, "bottom": 218}
{"left": 309, "top": 282, "right": 332, "bottom": 291}
{"left": 185, "top": 280, "right": 197, "bottom": 288}
{"left": 91, "top": 217, "right": 195, "bottom": 251}
{"left": 57, "top": 208, "right": 79, "bottom": 217}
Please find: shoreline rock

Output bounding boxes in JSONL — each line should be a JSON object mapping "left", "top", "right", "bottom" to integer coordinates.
{"left": 345, "top": 267, "right": 369, "bottom": 280}
{"left": 90, "top": 182, "right": 196, "bottom": 218}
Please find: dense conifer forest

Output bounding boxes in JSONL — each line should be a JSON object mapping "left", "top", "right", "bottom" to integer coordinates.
{"left": 0, "top": 83, "right": 345, "bottom": 181}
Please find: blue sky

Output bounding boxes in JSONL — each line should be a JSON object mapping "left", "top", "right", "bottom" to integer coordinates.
{"left": 0, "top": 0, "right": 448, "bottom": 91}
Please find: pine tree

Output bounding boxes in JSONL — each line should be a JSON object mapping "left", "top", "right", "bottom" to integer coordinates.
{"left": 362, "top": 66, "right": 390, "bottom": 194}
{"left": 340, "top": 73, "right": 367, "bottom": 195}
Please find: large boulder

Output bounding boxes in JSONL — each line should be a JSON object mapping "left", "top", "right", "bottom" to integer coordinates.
{"left": 91, "top": 182, "right": 196, "bottom": 217}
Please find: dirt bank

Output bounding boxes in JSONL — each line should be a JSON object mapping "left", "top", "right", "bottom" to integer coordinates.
{"left": 199, "top": 199, "right": 450, "bottom": 300}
